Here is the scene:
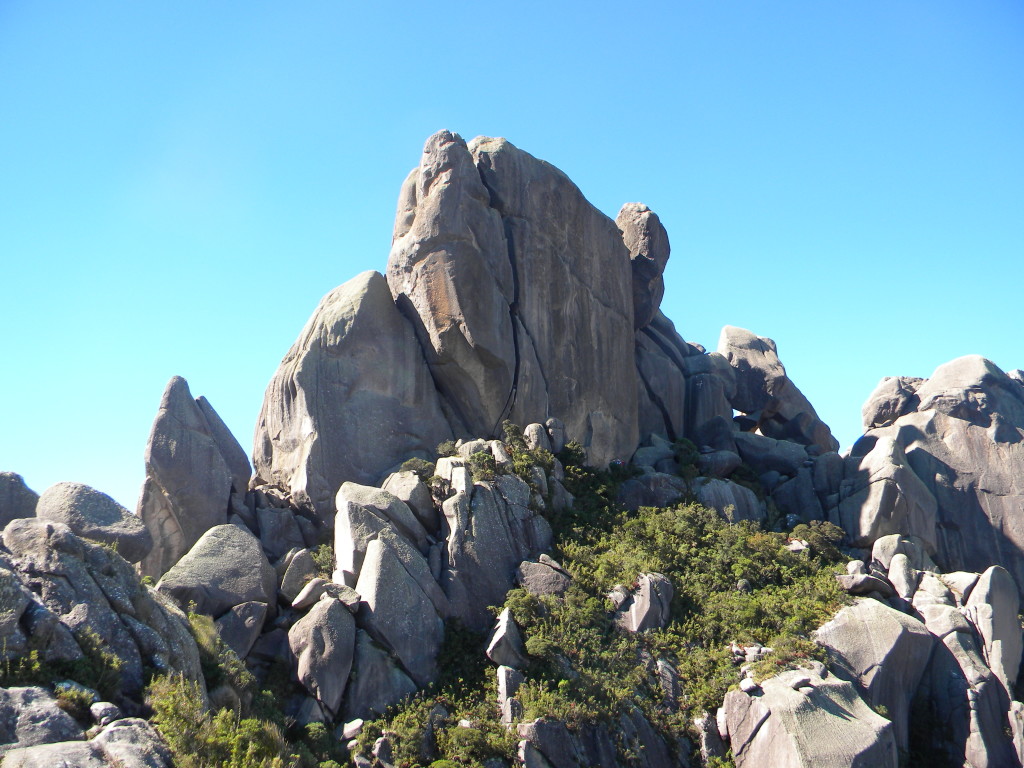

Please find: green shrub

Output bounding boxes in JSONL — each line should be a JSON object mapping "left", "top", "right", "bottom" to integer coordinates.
{"left": 188, "top": 613, "right": 254, "bottom": 696}
{"left": 401, "top": 457, "right": 436, "bottom": 481}
{"left": 54, "top": 684, "right": 94, "bottom": 723}
{"left": 467, "top": 450, "right": 497, "bottom": 482}
{"left": 310, "top": 542, "right": 335, "bottom": 581}
{"left": 436, "top": 440, "right": 458, "bottom": 458}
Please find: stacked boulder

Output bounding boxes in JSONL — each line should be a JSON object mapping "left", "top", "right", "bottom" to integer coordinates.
{"left": 827, "top": 356, "right": 1024, "bottom": 590}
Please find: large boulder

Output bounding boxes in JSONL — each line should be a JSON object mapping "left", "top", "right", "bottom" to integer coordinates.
{"left": 0, "top": 473, "right": 38, "bottom": 530}
{"left": 137, "top": 377, "right": 235, "bottom": 578}
{"left": 355, "top": 536, "right": 444, "bottom": 687}
{"left": 36, "top": 482, "right": 152, "bottom": 564}
{"left": 722, "top": 666, "right": 897, "bottom": 768}
{"left": 157, "top": 524, "right": 276, "bottom": 620}
{"left": 717, "top": 326, "right": 838, "bottom": 453}
{"left": 386, "top": 131, "right": 638, "bottom": 467}
{"left": 616, "top": 202, "right": 670, "bottom": 330}
{"left": 814, "top": 598, "right": 935, "bottom": 752}
{"left": 288, "top": 597, "right": 356, "bottom": 718}
{"left": 964, "top": 565, "right": 1022, "bottom": 696}
{"left": 0, "top": 686, "right": 82, "bottom": 756}
{"left": 833, "top": 355, "right": 1024, "bottom": 592}
{"left": 252, "top": 270, "right": 454, "bottom": 522}
{"left": 341, "top": 630, "right": 418, "bottom": 721}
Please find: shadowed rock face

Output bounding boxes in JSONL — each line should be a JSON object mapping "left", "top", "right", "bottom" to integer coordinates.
{"left": 252, "top": 270, "right": 454, "bottom": 522}
{"left": 836, "top": 355, "right": 1024, "bottom": 591}
{"left": 387, "top": 131, "right": 638, "bottom": 467}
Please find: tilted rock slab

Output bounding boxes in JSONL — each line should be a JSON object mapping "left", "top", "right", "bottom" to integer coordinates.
{"left": 386, "top": 130, "right": 638, "bottom": 467}
{"left": 137, "top": 376, "right": 237, "bottom": 578}
{"left": 722, "top": 666, "right": 898, "bottom": 768}
{"left": 157, "top": 523, "right": 276, "bottom": 621}
{"left": 0, "top": 472, "right": 38, "bottom": 530}
{"left": 253, "top": 270, "right": 453, "bottom": 522}
{"left": 288, "top": 597, "right": 356, "bottom": 719}
{"left": 814, "top": 598, "right": 935, "bottom": 752}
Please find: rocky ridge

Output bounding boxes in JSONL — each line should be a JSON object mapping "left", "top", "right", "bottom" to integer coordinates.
{"left": 1, "top": 131, "right": 1022, "bottom": 767}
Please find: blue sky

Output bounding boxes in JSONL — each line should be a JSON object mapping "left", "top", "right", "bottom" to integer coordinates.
{"left": 1, "top": 2, "right": 1021, "bottom": 508}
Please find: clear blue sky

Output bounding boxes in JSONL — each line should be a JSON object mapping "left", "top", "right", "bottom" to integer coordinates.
{"left": 1, "top": 2, "right": 1021, "bottom": 509}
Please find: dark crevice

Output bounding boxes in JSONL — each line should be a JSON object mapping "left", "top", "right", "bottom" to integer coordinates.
{"left": 641, "top": 325, "right": 690, "bottom": 374}
{"left": 636, "top": 354, "right": 677, "bottom": 443}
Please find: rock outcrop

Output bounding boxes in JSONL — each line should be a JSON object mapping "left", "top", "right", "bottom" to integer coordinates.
{"left": 137, "top": 377, "right": 243, "bottom": 578}
{"left": 36, "top": 481, "right": 152, "bottom": 564}
{"left": 253, "top": 271, "right": 453, "bottom": 522}
{"left": 833, "top": 355, "right": 1024, "bottom": 590}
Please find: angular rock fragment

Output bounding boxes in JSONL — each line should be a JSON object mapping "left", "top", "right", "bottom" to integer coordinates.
{"left": 0, "top": 473, "right": 38, "bottom": 530}
{"left": 611, "top": 573, "right": 673, "bottom": 633}
{"left": 288, "top": 597, "right": 356, "bottom": 718}
{"left": 486, "top": 607, "right": 529, "bottom": 669}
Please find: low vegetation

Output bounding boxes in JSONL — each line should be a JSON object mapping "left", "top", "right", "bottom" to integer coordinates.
{"left": 353, "top": 435, "right": 850, "bottom": 767}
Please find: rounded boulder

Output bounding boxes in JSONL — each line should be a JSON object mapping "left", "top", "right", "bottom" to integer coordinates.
{"left": 36, "top": 482, "right": 152, "bottom": 563}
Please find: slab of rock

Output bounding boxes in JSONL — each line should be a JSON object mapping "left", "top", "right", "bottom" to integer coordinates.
{"left": 835, "top": 356, "right": 1024, "bottom": 593}
{"left": 137, "top": 376, "right": 234, "bottom": 578}
{"left": 288, "top": 597, "right": 356, "bottom": 718}
{"left": 195, "top": 396, "right": 251, "bottom": 496}
{"left": 612, "top": 573, "right": 673, "bottom": 633}
{"left": 381, "top": 470, "right": 438, "bottom": 534}
{"left": 0, "top": 473, "right": 38, "bottom": 530}
{"left": 723, "top": 667, "right": 897, "bottom": 768}
{"left": 157, "top": 524, "right": 276, "bottom": 618}
{"left": 635, "top": 313, "right": 693, "bottom": 442}
{"left": 1, "top": 519, "right": 204, "bottom": 696}
{"left": 0, "top": 686, "right": 82, "bottom": 756}
{"left": 964, "top": 565, "right": 1022, "bottom": 695}
{"left": 616, "top": 472, "right": 689, "bottom": 511}
{"left": 814, "top": 598, "right": 935, "bottom": 751}
{"left": 92, "top": 717, "right": 173, "bottom": 768}
{"left": 486, "top": 607, "right": 529, "bottom": 669}
{"left": 215, "top": 601, "right": 267, "bottom": 659}
{"left": 253, "top": 270, "right": 454, "bottom": 523}
{"left": 1, "top": 741, "right": 106, "bottom": 767}
{"left": 36, "top": 482, "right": 152, "bottom": 563}
{"left": 693, "top": 478, "right": 763, "bottom": 523}
{"left": 256, "top": 506, "right": 306, "bottom": 561}
{"left": 861, "top": 376, "right": 923, "bottom": 430}
{"left": 517, "top": 559, "right": 571, "bottom": 597}
{"left": 387, "top": 131, "right": 638, "bottom": 467}
{"left": 356, "top": 537, "right": 443, "bottom": 686}
{"left": 342, "top": 630, "right": 418, "bottom": 721}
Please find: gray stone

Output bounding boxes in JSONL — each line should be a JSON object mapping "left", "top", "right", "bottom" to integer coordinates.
{"left": 523, "top": 423, "right": 552, "bottom": 453}
{"left": 341, "top": 630, "right": 417, "bottom": 721}
{"left": 36, "top": 482, "right": 152, "bottom": 563}
{"left": 723, "top": 667, "right": 897, "bottom": 768}
{"left": 693, "top": 478, "right": 763, "bottom": 523}
{"left": 89, "top": 701, "right": 121, "bottom": 727}
{"left": 1, "top": 519, "right": 204, "bottom": 695}
{"left": 1, "top": 741, "right": 105, "bottom": 767}
{"left": 771, "top": 468, "right": 823, "bottom": 523}
{"left": 256, "top": 506, "right": 306, "bottom": 561}
{"left": 697, "top": 450, "right": 742, "bottom": 478}
{"left": 516, "top": 560, "right": 571, "bottom": 597}
{"left": 718, "top": 326, "right": 838, "bottom": 453}
{"left": 253, "top": 270, "right": 453, "bottom": 523}
{"left": 387, "top": 131, "right": 638, "bottom": 468}
{"left": 616, "top": 472, "right": 689, "bottom": 511}
{"left": 334, "top": 482, "right": 428, "bottom": 586}
{"left": 836, "top": 573, "right": 896, "bottom": 599}
{"left": 215, "top": 601, "right": 267, "bottom": 659}
{"left": 290, "top": 577, "right": 328, "bottom": 610}
{"left": 0, "top": 473, "right": 37, "bottom": 530}
{"left": 486, "top": 607, "right": 529, "bottom": 669}
{"left": 886, "top": 553, "right": 920, "bottom": 599}
{"left": 964, "top": 565, "right": 1022, "bottom": 695}
{"left": 814, "top": 598, "right": 935, "bottom": 752}
{"left": 613, "top": 573, "right": 673, "bottom": 633}
{"left": 838, "top": 437, "right": 938, "bottom": 552}
{"left": 497, "top": 665, "right": 524, "bottom": 722}
{"left": 545, "top": 418, "right": 566, "bottom": 454}
{"left": 92, "top": 717, "right": 173, "bottom": 768}
{"left": 137, "top": 376, "right": 233, "bottom": 578}
{"left": 195, "top": 396, "right": 251, "bottom": 497}
{"left": 157, "top": 524, "right": 276, "bottom": 618}
{"left": 732, "top": 431, "right": 807, "bottom": 477}
{"left": 617, "top": 202, "right": 670, "bottom": 330}
{"left": 0, "top": 686, "right": 82, "bottom": 756}
{"left": 381, "top": 471, "right": 438, "bottom": 534}
{"left": 356, "top": 537, "right": 443, "bottom": 686}
{"left": 288, "top": 597, "right": 356, "bottom": 718}
{"left": 861, "top": 376, "right": 924, "bottom": 430}
{"left": 279, "top": 548, "right": 317, "bottom": 603}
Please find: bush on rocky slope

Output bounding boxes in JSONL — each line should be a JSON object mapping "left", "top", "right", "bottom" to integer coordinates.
{"left": 353, "top": 448, "right": 849, "bottom": 767}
